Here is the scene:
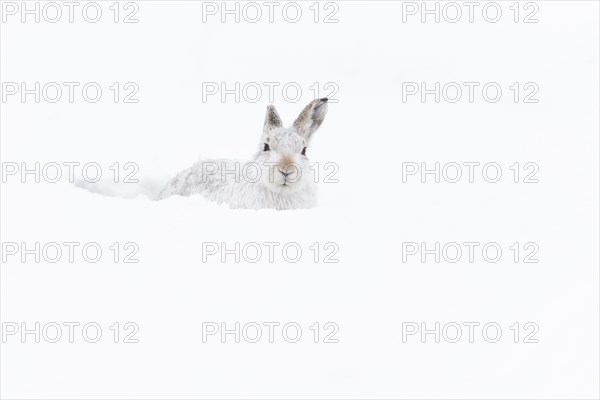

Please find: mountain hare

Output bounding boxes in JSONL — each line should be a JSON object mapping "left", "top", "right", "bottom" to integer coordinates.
{"left": 156, "top": 98, "right": 329, "bottom": 210}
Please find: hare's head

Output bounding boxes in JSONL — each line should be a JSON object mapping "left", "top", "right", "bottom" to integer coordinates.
{"left": 253, "top": 98, "right": 328, "bottom": 194}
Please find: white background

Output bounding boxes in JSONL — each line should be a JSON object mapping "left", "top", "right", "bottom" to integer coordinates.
{"left": 1, "top": 1, "right": 599, "bottom": 398}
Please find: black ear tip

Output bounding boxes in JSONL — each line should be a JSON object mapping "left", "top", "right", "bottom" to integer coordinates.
{"left": 320, "top": 98, "right": 328, "bottom": 103}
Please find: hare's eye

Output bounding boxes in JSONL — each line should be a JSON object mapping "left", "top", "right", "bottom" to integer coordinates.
{"left": 263, "top": 143, "right": 270, "bottom": 151}
{"left": 301, "top": 147, "right": 307, "bottom": 156}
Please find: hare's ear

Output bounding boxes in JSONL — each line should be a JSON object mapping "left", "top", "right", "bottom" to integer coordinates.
{"left": 293, "top": 98, "right": 328, "bottom": 142}
{"left": 263, "top": 104, "right": 283, "bottom": 136}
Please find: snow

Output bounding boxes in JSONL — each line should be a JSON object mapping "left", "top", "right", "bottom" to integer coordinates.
{"left": 1, "top": 1, "right": 599, "bottom": 398}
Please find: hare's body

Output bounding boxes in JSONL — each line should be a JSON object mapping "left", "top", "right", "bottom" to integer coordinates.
{"left": 157, "top": 99, "right": 328, "bottom": 210}
{"left": 157, "top": 159, "right": 317, "bottom": 210}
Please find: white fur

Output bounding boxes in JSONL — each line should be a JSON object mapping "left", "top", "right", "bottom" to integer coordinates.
{"left": 156, "top": 99, "right": 329, "bottom": 210}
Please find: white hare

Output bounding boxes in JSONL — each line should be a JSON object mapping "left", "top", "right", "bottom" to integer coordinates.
{"left": 156, "top": 98, "right": 329, "bottom": 210}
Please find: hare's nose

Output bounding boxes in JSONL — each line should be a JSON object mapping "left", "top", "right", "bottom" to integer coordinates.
{"left": 279, "top": 169, "right": 291, "bottom": 177}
